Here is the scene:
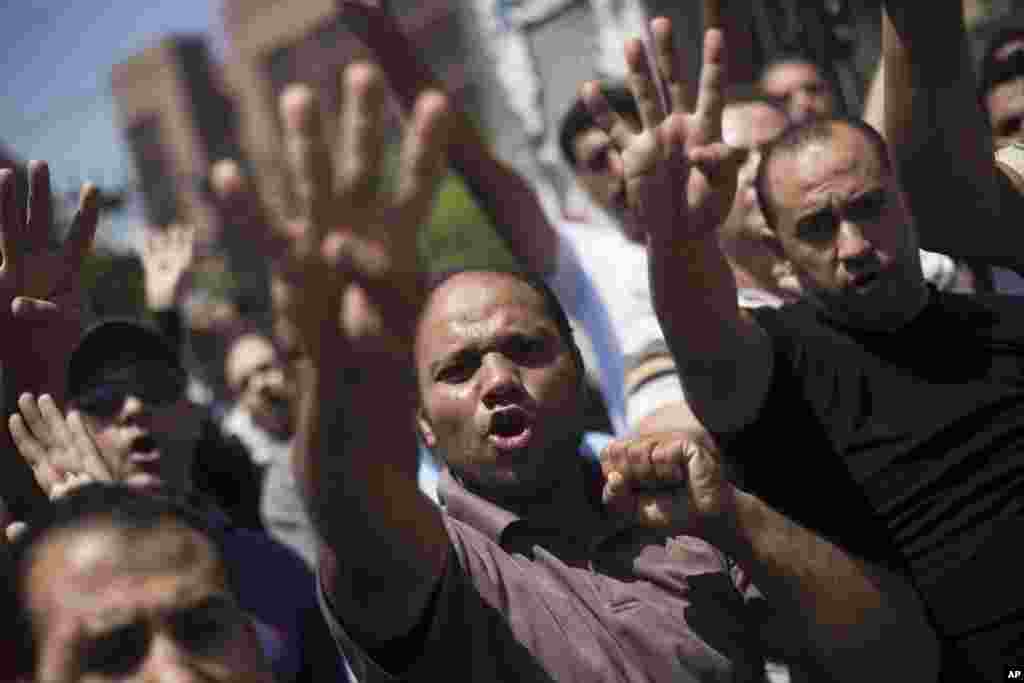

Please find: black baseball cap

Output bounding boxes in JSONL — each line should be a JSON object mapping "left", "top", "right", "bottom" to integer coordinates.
{"left": 67, "top": 319, "right": 183, "bottom": 400}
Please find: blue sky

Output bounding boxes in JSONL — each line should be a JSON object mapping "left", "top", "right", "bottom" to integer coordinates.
{"left": 0, "top": 0, "right": 227, "bottom": 247}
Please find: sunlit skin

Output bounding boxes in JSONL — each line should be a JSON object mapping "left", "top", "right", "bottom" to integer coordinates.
{"left": 764, "top": 122, "right": 927, "bottom": 331}
{"left": 73, "top": 363, "right": 202, "bottom": 495}
{"left": 415, "top": 272, "right": 584, "bottom": 503}
{"left": 720, "top": 101, "right": 800, "bottom": 298}
{"left": 572, "top": 120, "right": 646, "bottom": 243}
{"left": 760, "top": 60, "right": 837, "bottom": 124}
{"left": 225, "top": 334, "right": 297, "bottom": 442}
{"left": 25, "top": 521, "right": 273, "bottom": 682}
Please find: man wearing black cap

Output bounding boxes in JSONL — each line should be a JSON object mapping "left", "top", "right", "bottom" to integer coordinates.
{"left": 59, "top": 319, "right": 202, "bottom": 494}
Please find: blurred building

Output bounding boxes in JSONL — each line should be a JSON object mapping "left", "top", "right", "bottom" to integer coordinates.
{"left": 111, "top": 37, "right": 267, "bottom": 310}
{"left": 112, "top": 36, "right": 241, "bottom": 240}
{"left": 222, "top": 0, "right": 476, "bottom": 202}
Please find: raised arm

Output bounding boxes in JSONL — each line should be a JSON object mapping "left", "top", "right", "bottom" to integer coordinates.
{"left": 581, "top": 18, "right": 771, "bottom": 435}
{"left": 139, "top": 223, "right": 194, "bottom": 351}
{"left": 882, "top": 0, "right": 1024, "bottom": 273}
{"left": 601, "top": 431, "right": 940, "bottom": 681}
{"left": 339, "top": 1, "right": 559, "bottom": 273}
{"left": 212, "top": 63, "right": 451, "bottom": 648}
{"left": 0, "top": 162, "right": 98, "bottom": 520}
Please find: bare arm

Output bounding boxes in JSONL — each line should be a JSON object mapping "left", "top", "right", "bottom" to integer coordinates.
{"left": 883, "top": 0, "right": 1024, "bottom": 273}
{"left": 582, "top": 17, "right": 772, "bottom": 435}
{"left": 213, "top": 64, "right": 451, "bottom": 646}
{"left": 602, "top": 431, "right": 940, "bottom": 681}
{"left": 340, "top": 1, "right": 559, "bottom": 274}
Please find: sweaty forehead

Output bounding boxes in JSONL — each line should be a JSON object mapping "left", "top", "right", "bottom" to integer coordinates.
{"left": 762, "top": 61, "right": 822, "bottom": 90}
{"left": 418, "top": 273, "right": 552, "bottom": 345}
{"left": 767, "top": 126, "right": 883, "bottom": 209}
{"left": 28, "top": 522, "right": 224, "bottom": 627}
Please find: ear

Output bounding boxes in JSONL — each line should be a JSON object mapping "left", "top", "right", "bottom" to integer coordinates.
{"left": 415, "top": 407, "right": 437, "bottom": 449}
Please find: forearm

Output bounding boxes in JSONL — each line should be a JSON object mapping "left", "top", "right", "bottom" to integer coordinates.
{"left": 359, "top": 14, "right": 558, "bottom": 273}
{"left": 647, "top": 232, "right": 770, "bottom": 434}
{"left": 711, "top": 489, "right": 940, "bottom": 681}
{"left": 292, "top": 356, "right": 448, "bottom": 642}
{"left": 882, "top": 2, "right": 1024, "bottom": 271}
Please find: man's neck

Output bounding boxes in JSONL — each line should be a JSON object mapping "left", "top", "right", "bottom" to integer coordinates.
{"left": 462, "top": 459, "right": 605, "bottom": 532}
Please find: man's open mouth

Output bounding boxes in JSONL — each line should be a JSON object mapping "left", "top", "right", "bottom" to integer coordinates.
{"left": 488, "top": 407, "right": 534, "bottom": 450}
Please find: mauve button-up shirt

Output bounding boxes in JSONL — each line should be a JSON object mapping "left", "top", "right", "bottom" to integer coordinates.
{"left": 320, "top": 463, "right": 767, "bottom": 682}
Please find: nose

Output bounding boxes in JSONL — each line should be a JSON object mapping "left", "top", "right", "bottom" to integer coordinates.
{"left": 836, "top": 221, "right": 875, "bottom": 268}
{"left": 148, "top": 635, "right": 203, "bottom": 683}
{"left": 480, "top": 354, "right": 526, "bottom": 409}
{"left": 119, "top": 394, "right": 149, "bottom": 423}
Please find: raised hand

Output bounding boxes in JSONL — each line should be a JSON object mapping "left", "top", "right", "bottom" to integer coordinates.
{"left": 140, "top": 223, "right": 195, "bottom": 311}
{"left": 580, "top": 17, "right": 738, "bottom": 245}
{"left": 600, "top": 431, "right": 737, "bottom": 539}
{"left": 9, "top": 393, "right": 114, "bottom": 500}
{"left": 0, "top": 163, "right": 98, "bottom": 396}
{"left": 213, "top": 63, "right": 450, "bottom": 376}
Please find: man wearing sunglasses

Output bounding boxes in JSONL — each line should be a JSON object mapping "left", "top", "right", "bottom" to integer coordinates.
{"left": 7, "top": 318, "right": 354, "bottom": 683}
{"left": 61, "top": 319, "right": 201, "bottom": 496}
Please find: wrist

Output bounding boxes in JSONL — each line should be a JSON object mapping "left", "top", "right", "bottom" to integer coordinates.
{"left": 697, "top": 486, "right": 753, "bottom": 556}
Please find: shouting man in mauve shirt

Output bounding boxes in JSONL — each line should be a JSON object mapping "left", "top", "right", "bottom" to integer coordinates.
{"left": 209, "top": 14, "right": 939, "bottom": 682}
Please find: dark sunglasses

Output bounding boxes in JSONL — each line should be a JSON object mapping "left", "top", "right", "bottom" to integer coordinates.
{"left": 72, "top": 373, "right": 187, "bottom": 419}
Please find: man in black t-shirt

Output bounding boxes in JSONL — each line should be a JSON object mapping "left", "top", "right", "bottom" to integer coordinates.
{"left": 591, "top": 59, "right": 1024, "bottom": 674}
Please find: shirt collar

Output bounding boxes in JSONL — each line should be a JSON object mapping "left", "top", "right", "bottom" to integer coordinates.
{"left": 438, "top": 467, "right": 520, "bottom": 542}
{"left": 437, "top": 458, "right": 617, "bottom": 545}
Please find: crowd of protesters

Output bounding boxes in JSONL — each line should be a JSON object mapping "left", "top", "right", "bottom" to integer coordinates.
{"left": 3, "top": 0, "right": 1024, "bottom": 680}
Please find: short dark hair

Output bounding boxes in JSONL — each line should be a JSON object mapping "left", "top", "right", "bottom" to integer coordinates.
{"left": 424, "top": 267, "right": 585, "bottom": 386}
{"left": 754, "top": 116, "right": 892, "bottom": 232}
{"left": 3, "top": 484, "right": 230, "bottom": 677}
{"left": 759, "top": 51, "right": 828, "bottom": 84}
{"left": 979, "top": 26, "right": 1024, "bottom": 107}
{"left": 559, "top": 82, "right": 640, "bottom": 168}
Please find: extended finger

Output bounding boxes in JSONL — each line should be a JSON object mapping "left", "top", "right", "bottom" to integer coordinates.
{"left": 17, "top": 393, "right": 58, "bottom": 449}
{"left": 64, "top": 183, "right": 100, "bottom": 270}
{"left": 9, "top": 413, "right": 48, "bottom": 466}
{"left": 693, "top": 28, "right": 727, "bottom": 143}
{"left": 580, "top": 81, "right": 637, "bottom": 150}
{"left": 651, "top": 17, "right": 692, "bottom": 114}
{"left": 393, "top": 90, "right": 452, "bottom": 235}
{"left": 38, "top": 394, "right": 76, "bottom": 453}
{"left": 624, "top": 38, "right": 666, "bottom": 130}
{"left": 702, "top": 0, "right": 722, "bottom": 30}
{"left": 209, "top": 159, "right": 289, "bottom": 257}
{"left": 67, "top": 410, "right": 114, "bottom": 482}
{"left": 27, "top": 160, "right": 53, "bottom": 250}
{"left": 0, "top": 168, "right": 23, "bottom": 269}
{"left": 281, "top": 84, "right": 335, "bottom": 249}
{"left": 336, "top": 62, "right": 388, "bottom": 212}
